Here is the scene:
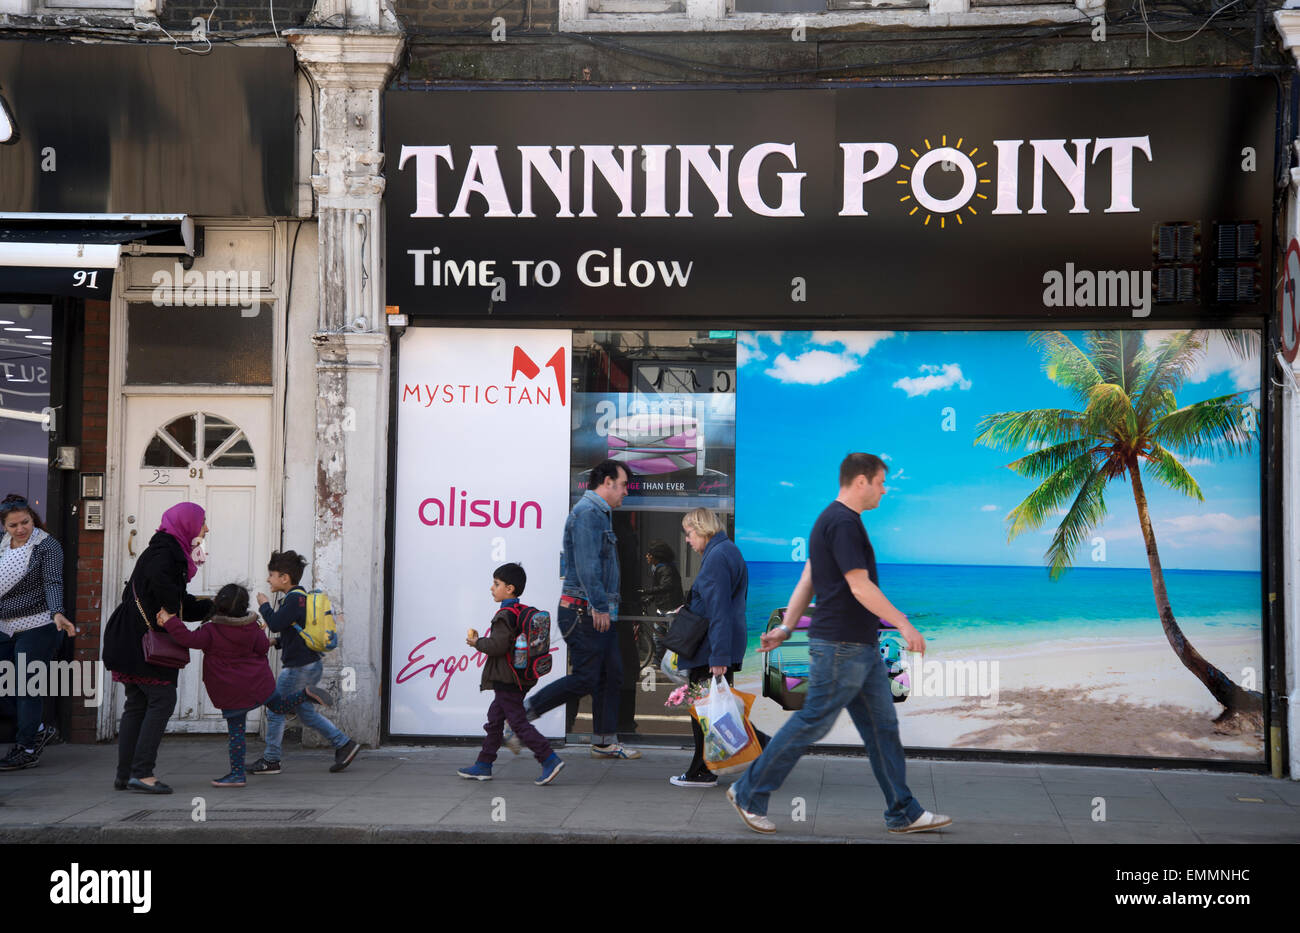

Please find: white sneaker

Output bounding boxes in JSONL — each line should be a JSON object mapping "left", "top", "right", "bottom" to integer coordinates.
{"left": 591, "top": 743, "right": 641, "bottom": 759}
{"left": 726, "top": 786, "right": 776, "bottom": 834}
{"left": 502, "top": 725, "right": 523, "bottom": 755}
{"left": 888, "top": 811, "right": 952, "bottom": 834}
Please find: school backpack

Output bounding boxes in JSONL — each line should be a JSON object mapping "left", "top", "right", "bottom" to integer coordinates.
{"left": 290, "top": 585, "right": 339, "bottom": 653}
{"left": 505, "top": 603, "right": 552, "bottom": 686}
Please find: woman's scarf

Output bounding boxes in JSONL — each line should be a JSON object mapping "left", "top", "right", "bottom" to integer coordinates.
{"left": 158, "top": 502, "right": 207, "bottom": 582}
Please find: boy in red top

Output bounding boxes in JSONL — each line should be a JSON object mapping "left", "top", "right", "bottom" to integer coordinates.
{"left": 457, "top": 563, "right": 564, "bottom": 786}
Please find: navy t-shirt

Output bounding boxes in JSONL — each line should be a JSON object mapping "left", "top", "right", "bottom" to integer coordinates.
{"left": 808, "top": 500, "right": 880, "bottom": 645}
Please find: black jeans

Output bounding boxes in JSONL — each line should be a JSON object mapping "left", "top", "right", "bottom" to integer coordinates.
{"left": 686, "top": 665, "right": 769, "bottom": 780}
{"left": 116, "top": 682, "right": 176, "bottom": 781}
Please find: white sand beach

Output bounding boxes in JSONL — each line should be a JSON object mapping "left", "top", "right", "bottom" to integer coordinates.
{"left": 736, "top": 633, "right": 1265, "bottom": 760}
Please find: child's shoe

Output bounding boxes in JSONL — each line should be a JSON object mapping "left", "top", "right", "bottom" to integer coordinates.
{"left": 502, "top": 725, "right": 523, "bottom": 755}
{"left": 248, "top": 758, "right": 281, "bottom": 775}
{"left": 535, "top": 754, "right": 564, "bottom": 786}
{"left": 211, "top": 773, "right": 247, "bottom": 788}
{"left": 457, "top": 761, "right": 493, "bottom": 781}
{"left": 304, "top": 685, "right": 336, "bottom": 707}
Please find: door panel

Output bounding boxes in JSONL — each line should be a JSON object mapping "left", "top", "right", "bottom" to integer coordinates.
{"left": 120, "top": 396, "right": 273, "bottom": 733}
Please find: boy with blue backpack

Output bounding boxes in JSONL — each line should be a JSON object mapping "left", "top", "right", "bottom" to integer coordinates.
{"left": 458, "top": 563, "right": 564, "bottom": 786}
{"left": 250, "top": 550, "right": 360, "bottom": 775}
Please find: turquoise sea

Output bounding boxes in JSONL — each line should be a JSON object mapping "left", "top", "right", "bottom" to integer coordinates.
{"left": 742, "top": 561, "right": 1263, "bottom": 670}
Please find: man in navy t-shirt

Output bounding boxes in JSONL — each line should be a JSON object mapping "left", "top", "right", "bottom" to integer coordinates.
{"left": 726, "top": 453, "right": 951, "bottom": 835}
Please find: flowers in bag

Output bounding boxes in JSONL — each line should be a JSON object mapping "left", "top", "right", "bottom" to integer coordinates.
{"left": 664, "top": 682, "right": 707, "bottom": 708}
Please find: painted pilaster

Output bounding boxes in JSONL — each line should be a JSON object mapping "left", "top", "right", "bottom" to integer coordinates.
{"left": 288, "top": 28, "right": 403, "bottom": 746}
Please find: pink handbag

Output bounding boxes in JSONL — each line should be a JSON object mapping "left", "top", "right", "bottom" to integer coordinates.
{"left": 134, "top": 583, "right": 190, "bottom": 669}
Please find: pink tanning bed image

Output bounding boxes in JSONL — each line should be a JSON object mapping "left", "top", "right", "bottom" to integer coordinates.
{"left": 606, "top": 414, "right": 705, "bottom": 475}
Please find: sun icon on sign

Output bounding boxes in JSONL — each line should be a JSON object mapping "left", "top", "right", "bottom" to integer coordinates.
{"left": 896, "top": 136, "right": 992, "bottom": 229}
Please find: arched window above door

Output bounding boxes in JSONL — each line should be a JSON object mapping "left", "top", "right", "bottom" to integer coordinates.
{"left": 141, "top": 412, "right": 256, "bottom": 469}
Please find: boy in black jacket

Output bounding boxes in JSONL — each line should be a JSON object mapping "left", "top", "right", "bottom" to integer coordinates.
{"left": 249, "top": 550, "right": 360, "bottom": 775}
{"left": 457, "top": 563, "right": 564, "bottom": 786}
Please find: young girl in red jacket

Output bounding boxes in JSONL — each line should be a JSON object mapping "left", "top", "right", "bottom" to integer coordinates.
{"left": 160, "top": 584, "right": 333, "bottom": 787}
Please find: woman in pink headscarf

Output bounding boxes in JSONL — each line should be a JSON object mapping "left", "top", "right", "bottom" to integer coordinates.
{"left": 102, "top": 502, "right": 212, "bottom": 794}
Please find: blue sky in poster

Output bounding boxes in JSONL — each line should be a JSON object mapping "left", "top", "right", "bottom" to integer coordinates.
{"left": 735, "top": 330, "right": 1262, "bottom": 572}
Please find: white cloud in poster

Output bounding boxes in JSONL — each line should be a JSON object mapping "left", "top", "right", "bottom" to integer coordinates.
{"left": 893, "top": 363, "right": 972, "bottom": 397}
{"left": 779, "top": 480, "right": 795, "bottom": 487}
{"left": 809, "top": 331, "right": 894, "bottom": 356}
{"left": 765, "top": 350, "right": 861, "bottom": 385}
{"left": 980, "top": 504, "right": 999, "bottom": 512}
{"left": 737, "top": 332, "right": 767, "bottom": 367}
{"left": 1158, "top": 511, "right": 1259, "bottom": 539}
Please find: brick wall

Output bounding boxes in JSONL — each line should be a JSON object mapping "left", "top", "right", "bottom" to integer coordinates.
{"left": 67, "top": 299, "right": 109, "bottom": 745}
{"left": 163, "top": 0, "right": 315, "bottom": 35}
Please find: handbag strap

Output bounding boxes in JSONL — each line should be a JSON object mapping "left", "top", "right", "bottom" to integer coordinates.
{"left": 131, "top": 579, "right": 159, "bottom": 629}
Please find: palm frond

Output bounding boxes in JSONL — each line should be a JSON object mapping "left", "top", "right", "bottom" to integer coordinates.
{"left": 1006, "top": 452, "right": 1099, "bottom": 540}
{"left": 1133, "top": 331, "right": 1204, "bottom": 422}
{"left": 1006, "top": 438, "right": 1097, "bottom": 479}
{"left": 1043, "top": 462, "right": 1110, "bottom": 579}
{"left": 1144, "top": 443, "right": 1205, "bottom": 501}
{"left": 1199, "top": 329, "right": 1261, "bottom": 362}
{"left": 1150, "top": 392, "right": 1258, "bottom": 458}
{"left": 1085, "top": 383, "right": 1138, "bottom": 442}
{"left": 1031, "top": 332, "right": 1102, "bottom": 402}
{"left": 974, "top": 408, "right": 1088, "bottom": 453}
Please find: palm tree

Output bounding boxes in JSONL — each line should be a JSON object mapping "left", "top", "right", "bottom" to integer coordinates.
{"left": 975, "top": 330, "right": 1263, "bottom": 731}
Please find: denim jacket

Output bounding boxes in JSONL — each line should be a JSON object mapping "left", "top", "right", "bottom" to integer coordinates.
{"left": 562, "top": 490, "right": 620, "bottom": 615}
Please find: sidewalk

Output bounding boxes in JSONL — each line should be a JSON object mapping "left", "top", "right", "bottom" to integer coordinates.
{"left": 1, "top": 738, "right": 1298, "bottom": 843}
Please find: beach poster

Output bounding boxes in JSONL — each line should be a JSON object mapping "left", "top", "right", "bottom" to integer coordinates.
{"left": 734, "top": 329, "right": 1264, "bottom": 761}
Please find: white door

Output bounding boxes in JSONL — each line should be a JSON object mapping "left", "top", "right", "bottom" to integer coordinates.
{"left": 120, "top": 397, "right": 273, "bottom": 732}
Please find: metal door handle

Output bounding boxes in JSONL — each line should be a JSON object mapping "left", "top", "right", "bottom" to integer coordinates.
{"left": 128, "top": 529, "right": 137, "bottom": 557}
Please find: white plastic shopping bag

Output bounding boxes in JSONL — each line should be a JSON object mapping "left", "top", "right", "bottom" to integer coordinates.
{"left": 695, "top": 676, "right": 749, "bottom": 761}
{"left": 660, "top": 651, "right": 689, "bottom": 686}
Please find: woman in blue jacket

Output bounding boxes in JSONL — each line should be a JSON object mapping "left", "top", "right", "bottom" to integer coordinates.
{"left": 671, "top": 507, "right": 765, "bottom": 788}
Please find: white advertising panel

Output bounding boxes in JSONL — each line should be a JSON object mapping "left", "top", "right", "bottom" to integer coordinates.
{"left": 389, "top": 328, "right": 571, "bottom": 736}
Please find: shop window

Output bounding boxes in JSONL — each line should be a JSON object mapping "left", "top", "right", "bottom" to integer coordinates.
{"left": 0, "top": 302, "right": 53, "bottom": 513}
{"left": 142, "top": 412, "right": 256, "bottom": 469}
{"left": 125, "top": 303, "right": 272, "bottom": 386}
{"left": 568, "top": 330, "right": 736, "bottom": 741}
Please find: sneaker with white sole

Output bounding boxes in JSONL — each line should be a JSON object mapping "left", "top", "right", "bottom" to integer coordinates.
{"left": 888, "top": 811, "right": 952, "bottom": 834}
{"left": 670, "top": 773, "right": 718, "bottom": 788}
{"left": 591, "top": 743, "right": 641, "bottom": 759}
{"left": 502, "top": 725, "right": 523, "bottom": 755}
{"left": 726, "top": 785, "right": 775, "bottom": 834}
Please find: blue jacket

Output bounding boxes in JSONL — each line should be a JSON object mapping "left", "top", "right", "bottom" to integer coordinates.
{"left": 679, "top": 530, "right": 748, "bottom": 670}
{"left": 562, "top": 490, "right": 620, "bottom": 614}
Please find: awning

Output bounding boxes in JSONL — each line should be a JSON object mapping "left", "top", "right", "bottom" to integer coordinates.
{"left": 0, "top": 213, "right": 195, "bottom": 298}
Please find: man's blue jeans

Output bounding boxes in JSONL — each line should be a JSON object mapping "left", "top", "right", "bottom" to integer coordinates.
{"left": 261, "top": 660, "right": 348, "bottom": 761}
{"left": 732, "top": 638, "right": 924, "bottom": 829}
{"left": 525, "top": 605, "right": 622, "bottom": 741}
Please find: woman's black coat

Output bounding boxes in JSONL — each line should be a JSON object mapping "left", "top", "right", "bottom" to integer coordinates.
{"left": 102, "top": 532, "right": 213, "bottom": 684}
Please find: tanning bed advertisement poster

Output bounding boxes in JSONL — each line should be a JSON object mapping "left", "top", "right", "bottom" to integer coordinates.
{"left": 734, "top": 329, "right": 1264, "bottom": 762}
{"left": 570, "top": 392, "right": 736, "bottom": 511}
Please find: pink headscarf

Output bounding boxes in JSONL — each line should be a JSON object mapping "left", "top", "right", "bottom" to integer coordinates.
{"left": 158, "top": 502, "right": 206, "bottom": 581}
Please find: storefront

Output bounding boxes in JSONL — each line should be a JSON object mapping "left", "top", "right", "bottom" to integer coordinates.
{"left": 0, "top": 40, "right": 297, "bottom": 742}
{"left": 382, "top": 78, "right": 1283, "bottom": 769}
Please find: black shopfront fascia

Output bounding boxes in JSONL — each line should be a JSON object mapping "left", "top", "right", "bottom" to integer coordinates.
{"left": 379, "top": 76, "right": 1287, "bottom": 771}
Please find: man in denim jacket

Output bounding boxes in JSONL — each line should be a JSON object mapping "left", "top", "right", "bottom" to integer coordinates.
{"left": 525, "top": 460, "right": 640, "bottom": 759}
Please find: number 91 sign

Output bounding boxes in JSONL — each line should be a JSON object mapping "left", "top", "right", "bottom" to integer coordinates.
{"left": 1282, "top": 239, "right": 1300, "bottom": 364}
